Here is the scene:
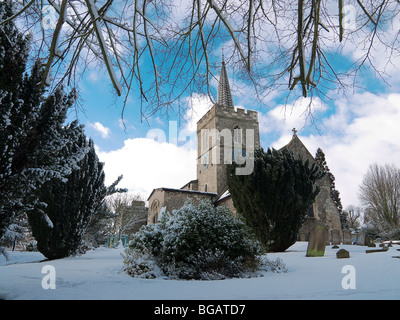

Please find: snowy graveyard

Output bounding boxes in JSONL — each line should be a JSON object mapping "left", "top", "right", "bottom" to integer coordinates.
{"left": 1, "top": 241, "right": 399, "bottom": 300}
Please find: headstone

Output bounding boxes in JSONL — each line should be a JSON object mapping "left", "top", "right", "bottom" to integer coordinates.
{"left": 336, "top": 249, "right": 350, "bottom": 259}
{"left": 331, "top": 229, "right": 341, "bottom": 245}
{"left": 356, "top": 231, "right": 370, "bottom": 246}
{"left": 366, "top": 247, "right": 389, "bottom": 254}
{"left": 343, "top": 229, "right": 352, "bottom": 245}
{"left": 306, "top": 225, "right": 329, "bottom": 257}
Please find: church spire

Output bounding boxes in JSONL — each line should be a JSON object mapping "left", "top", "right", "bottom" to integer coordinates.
{"left": 217, "top": 59, "right": 234, "bottom": 108}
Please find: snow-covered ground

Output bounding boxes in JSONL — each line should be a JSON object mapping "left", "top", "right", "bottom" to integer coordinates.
{"left": 1, "top": 242, "right": 399, "bottom": 300}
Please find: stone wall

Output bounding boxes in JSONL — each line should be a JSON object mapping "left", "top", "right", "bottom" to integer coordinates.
{"left": 147, "top": 188, "right": 217, "bottom": 224}
{"left": 284, "top": 134, "right": 343, "bottom": 242}
{"left": 196, "top": 105, "right": 260, "bottom": 195}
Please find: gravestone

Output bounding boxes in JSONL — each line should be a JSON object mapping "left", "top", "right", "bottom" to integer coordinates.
{"left": 343, "top": 229, "right": 352, "bottom": 245}
{"left": 306, "top": 225, "right": 329, "bottom": 257}
{"left": 366, "top": 247, "right": 389, "bottom": 254}
{"left": 356, "top": 231, "right": 370, "bottom": 246}
{"left": 336, "top": 249, "right": 350, "bottom": 259}
{"left": 331, "top": 229, "right": 341, "bottom": 245}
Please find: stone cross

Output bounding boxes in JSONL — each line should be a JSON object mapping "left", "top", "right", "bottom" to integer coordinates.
{"left": 292, "top": 128, "right": 297, "bottom": 135}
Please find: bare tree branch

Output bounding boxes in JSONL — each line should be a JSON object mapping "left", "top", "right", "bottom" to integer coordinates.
{"left": 42, "top": 0, "right": 68, "bottom": 87}
{"left": 3, "top": 0, "right": 400, "bottom": 119}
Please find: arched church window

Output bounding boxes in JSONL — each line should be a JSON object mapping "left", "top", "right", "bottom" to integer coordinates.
{"left": 233, "top": 126, "right": 242, "bottom": 144}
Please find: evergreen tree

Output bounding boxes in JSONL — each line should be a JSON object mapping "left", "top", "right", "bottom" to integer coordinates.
{"left": 315, "top": 148, "right": 343, "bottom": 214}
{"left": 0, "top": 0, "right": 34, "bottom": 241}
{"left": 0, "top": 0, "right": 86, "bottom": 243}
{"left": 227, "top": 148, "right": 324, "bottom": 252}
{"left": 28, "top": 137, "right": 109, "bottom": 259}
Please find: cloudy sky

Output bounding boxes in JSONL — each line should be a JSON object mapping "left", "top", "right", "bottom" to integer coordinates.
{"left": 69, "top": 3, "right": 400, "bottom": 209}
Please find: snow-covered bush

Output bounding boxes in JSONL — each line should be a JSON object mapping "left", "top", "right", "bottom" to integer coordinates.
{"left": 122, "top": 247, "right": 164, "bottom": 279}
{"left": 123, "top": 200, "right": 262, "bottom": 280}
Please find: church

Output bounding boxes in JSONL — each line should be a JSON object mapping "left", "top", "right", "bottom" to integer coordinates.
{"left": 147, "top": 60, "right": 342, "bottom": 242}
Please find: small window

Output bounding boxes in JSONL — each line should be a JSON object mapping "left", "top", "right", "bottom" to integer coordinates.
{"left": 233, "top": 126, "right": 242, "bottom": 144}
{"left": 307, "top": 204, "right": 315, "bottom": 218}
{"left": 204, "top": 184, "right": 208, "bottom": 192}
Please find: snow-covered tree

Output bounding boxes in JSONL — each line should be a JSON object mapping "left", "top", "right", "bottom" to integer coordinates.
{"left": 0, "top": 211, "right": 30, "bottom": 251}
{"left": 27, "top": 136, "right": 121, "bottom": 260}
{"left": 123, "top": 199, "right": 262, "bottom": 280}
{"left": 2, "top": 1, "right": 399, "bottom": 119}
{"left": 0, "top": 0, "right": 35, "bottom": 244}
{"left": 315, "top": 147, "right": 343, "bottom": 214}
{"left": 342, "top": 205, "right": 362, "bottom": 230}
{"left": 0, "top": 1, "right": 90, "bottom": 259}
{"left": 359, "top": 163, "right": 400, "bottom": 239}
{"left": 106, "top": 193, "right": 147, "bottom": 239}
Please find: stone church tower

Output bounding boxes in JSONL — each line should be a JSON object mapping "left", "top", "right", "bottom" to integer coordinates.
{"left": 196, "top": 60, "right": 260, "bottom": 195}
{"left": 147, "top": 60, "right": 260, "bottom": 222}
{"left": 146, "top": 60, "right": 342, "bottom": 243}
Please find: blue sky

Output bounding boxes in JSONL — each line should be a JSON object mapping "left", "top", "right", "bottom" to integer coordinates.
{"left": 73, "top": 55, "right": 400, "bottom": 210}
{"left": 62, "top": 3, "right": 400, "bottom": 210}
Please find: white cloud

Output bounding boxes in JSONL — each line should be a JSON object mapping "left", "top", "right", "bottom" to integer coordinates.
{"left": 96, "top": 93, "right": 211, "bottom": 201}
{"left": 96, "top": 88, "right": 400, "bottom": 211}
{"left": 184, "top": 93, "right": 213, "bottom": 132}
{"left": 97, "top": 138, "right": 197, "bottom": 201}
{"left": 265, "top": 92, "right": 400, "bottom": 208}
{"left": 259, "top": 97, "right": 327, "bottom": 136}
{"left": 88, "top": 121, "right": 111, "bottom": 139}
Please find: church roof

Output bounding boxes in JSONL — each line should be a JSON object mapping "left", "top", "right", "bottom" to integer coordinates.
{"left": 281, "top": 129, "right": 316, "bottom": 164}
{"left": 147, "top": 187, "right": 217, "bottom": 201}
{"left": 216, "top": 60, "right": 234, "bottom": 108}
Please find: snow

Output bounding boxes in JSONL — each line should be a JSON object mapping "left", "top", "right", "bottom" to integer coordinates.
{"left": 1, "top": 242, "right": 399, "bottom": 300}
{"left": 43, "top": 213, "right": 54, "bottom": 229}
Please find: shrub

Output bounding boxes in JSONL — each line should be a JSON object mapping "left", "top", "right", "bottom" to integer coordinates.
{"left": 123, "top": 200, "right": 262, "bottom": 280}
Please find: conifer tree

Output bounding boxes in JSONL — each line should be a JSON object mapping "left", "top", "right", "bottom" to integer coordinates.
{"left": 315, "top": 148, "right": 343, "bottom": 214}
{"left": 0, "top": 0, "right": 33, "bottom": 240}
{"left": 0, "top": 0, "right": 87, "bottom": 245}
{"left": 28, "top": 136, "right": 113, "bottom": 259}
{"left": 227, "top": 148, "right": 323, "bottom": 252}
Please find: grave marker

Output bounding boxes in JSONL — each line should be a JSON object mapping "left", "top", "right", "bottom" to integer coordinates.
{"left": 306, "top": 225, "right": 329, "bottom": 257}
